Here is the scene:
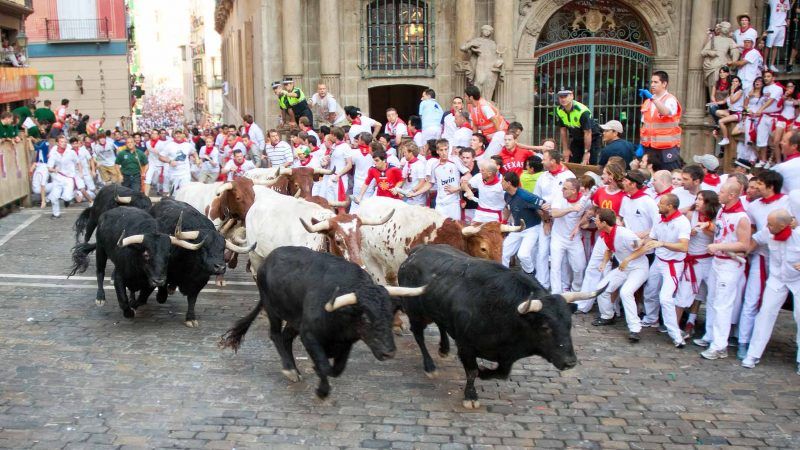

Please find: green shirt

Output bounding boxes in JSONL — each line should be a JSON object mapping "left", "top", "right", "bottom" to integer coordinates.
{"left": 34, "top": 107, "right": 56, "bottom": 124}
{"left": 114, "top": 147, "right": 147, "bottom": 175}
{"left": 12, "top": 106, "right": 31, "bottom": 123}
{"left": 0, "top": 123, "right": 18, "bottom": 139}
{"left": 520, "top": 171, "right": 541, "bottom": 193}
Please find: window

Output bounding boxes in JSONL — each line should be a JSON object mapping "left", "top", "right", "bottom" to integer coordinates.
{"left": 362, "top": 0, "right": 435, "bottom": 77}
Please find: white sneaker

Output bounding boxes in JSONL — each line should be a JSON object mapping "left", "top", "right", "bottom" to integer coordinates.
{"left": 692, "top": 338, "right": 710, "bottom": 347}
{"left": 755, "top": 160, "right": 767, "bottom": 168}
{"left": 769, "top": 64, "right": 780, "bottom": 72}
{"left": 700, "top": 348, "right": 728, "bottom": 360}
{"left": 718, "top": 138, "right": 730, "bottom": 146}
{"left": 741, "top": 356, "right": 759, "bottom": 368}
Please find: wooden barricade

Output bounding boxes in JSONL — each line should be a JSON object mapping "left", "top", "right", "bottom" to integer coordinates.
{"left": 0, "top": 139, "right": 31, "bottom": 208}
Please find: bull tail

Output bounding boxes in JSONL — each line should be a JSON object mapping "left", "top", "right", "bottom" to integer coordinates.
{"left": 219, "top": 302, "right": 263, "bottom": 353}
{"left": 73, "top": 207, "right": 91, "bottom": 242}
{"left": 68, "top": 243, "right": 97, "bottom": 276}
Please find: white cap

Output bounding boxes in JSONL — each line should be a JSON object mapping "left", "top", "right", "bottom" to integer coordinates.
{"left": 599, "top": 120, "right": 624, "bottom": 134}
{"left": 693, "top": 154, "right": 720, "bottom": 171}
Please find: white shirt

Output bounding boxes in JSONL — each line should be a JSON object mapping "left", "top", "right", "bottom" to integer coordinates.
{"left": 198, "top": 146, "right": 221, "bottom": 174}
{"left": 310, "top": 93, "right": 346, "bottom": 125}
{"left": 427, "top": 160, "right": 460, "bottom": 205}
{"left": 712, "top": 203, "right": 750, "bottom": 265}
{"left": 413, "top": 132, "right": 425, "bottom": 148}
{"left": 330, "top": 142, "right": 351, "bottom": 174}
{"left": 747, "top": 193, "right": 790, "bottom": 255}
{"left": 762, "top": 83, "right": 784, "bottom": 114}
{"left": 733, "top": 27, "right": 759, "bottom": 48}
{"left": 468, "top": 175, "right": 506, "bottom": 221}
{"left": 48, "top": 146, "right": 80, "bottom": 178}
{"left": 650, "top": 213, "right": 691, "bottom": 260}
{"left": 442, "top": 113, "right": 457, "bottom": 140}
{"left": 223, "top": 159, "right": 256, "bottom": 180}
{"left": 349, "top": 148, "right": 375, "bottom": 185}
{"left": 753, "top": 227, "right": 800, "bottom": 287}
{"left": 264, "top": 140, "right": 293, "bottom": 167}
{"left": 688, "top": 210, "right": 715, "bottom": 255}
{"left": 619, "top": 193, "right": 660, "bottom": 235}
{"left": 164, "top": 140, "right": 195, "bottom": 177}
{"left": 384, "top": 119, "right": 408, "bottom": 141}
{"left": 672, "top": 186, "right": 696, "bottom": 210}
{"left": 739, "top": 50, "right": 763, "bottom": 87}
{"left": 402, "top": 156, "right": 427, "bottom": 205}
{"left": 76, "top": 146, "right": 93, "bottom": 176}
{"left": 146, "top": 140, "right": 165, "bottom": 168}
{"left": 551, "top": 194, "right": 590, "bottom": 240}
{"left": 245, "top": 123, "right": 265, "bottom": 151}
{"left": 533, "top": 167, "right": 576, "bottom": 204}
{"left": 610, "top": 226, "right": 649, "bottom": 270}
{"left": 773, "top": 157, "right": 800, "bottom": 193}
{"left": 292, "top": 155, "right": 321, "bottom": 170}
{"left": 348, "top": 116, "right": 379, "bottom": 143}
{"left": 768, "top": 0, "right": 790, "bottom": 29}
{"left": 93, "top": 140, "right": 117, "bottom": 167}
{"left": 451, "top": 126, "right": 473, "bottom": 149}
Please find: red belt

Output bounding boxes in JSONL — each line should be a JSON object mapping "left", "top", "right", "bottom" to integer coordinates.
{"left": 658, "top": 256, "right": 684, "bottom": 295}
{"left": 757, "top": 254, "right": 767, "bottom": 310}
{"left": 476, "top": 206, "right": 503, "bottom": 223}
{"left": 682, "top": 253, "right": 712, "bottom": 294}
{"left": 337, "top": 176, "right": 346, "bottom": 202}
{"left": 58, "top": 171, "right": 78, "bottom": 189}
{"left": 159, "top": 166, "right": 165, "bottom": 184}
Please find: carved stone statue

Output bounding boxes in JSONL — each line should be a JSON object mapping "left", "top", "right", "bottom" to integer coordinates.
{"left": 460, "top": 25, "right": 505, "bottom": 102}
{"left": 701, "top": 21, "right": 740, "bottom": 99}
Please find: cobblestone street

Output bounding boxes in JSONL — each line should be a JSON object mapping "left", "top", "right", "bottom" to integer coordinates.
{"left": 0, "top": 207, "right": 798, "bottom": 449}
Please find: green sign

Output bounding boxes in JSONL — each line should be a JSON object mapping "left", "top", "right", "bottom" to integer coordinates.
{"left": 37, "top": 74, "right": 55, "bottom": 91}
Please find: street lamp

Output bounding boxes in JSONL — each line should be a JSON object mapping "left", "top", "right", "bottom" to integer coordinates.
{"left": 75, "top": 75, "right": 84, "bottom": 94}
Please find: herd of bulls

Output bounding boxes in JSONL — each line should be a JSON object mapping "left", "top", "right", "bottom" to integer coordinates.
{"left": 67, "top": 167, "right": 603, "bottom": 408}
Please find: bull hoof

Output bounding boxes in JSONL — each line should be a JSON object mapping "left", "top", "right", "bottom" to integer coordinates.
{"left": 281, "top": 369, "right": 301, "bottom": 383}
{"left": 424, "top": 370, "right": 438, "bottom": 379}
{"left": 95, "top": 299, "right": 106, "bottom": 306}
{"left": 393, "top": 325, "right": 404, "bottom": 336}
{"left": 438, "top": 350, "right": 450, "bottom": 358}
{"left": 184, "top": 320, "right": 199, "bottom": 328}
{"left": 123, "top": 309, "right": 135, "bottom": 319}
{"left": 462, "top": 399, "right": 481, "bottom": 409}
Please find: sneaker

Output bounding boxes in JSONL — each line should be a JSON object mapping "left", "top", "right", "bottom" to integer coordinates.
{"left": 674, "top": 340, "right": 686, "bottom": 348}
{"left": 693, "top": 338, "right": 710, "bottom": 347}
{"left": 700, "top": 348, "right": 728, "bottom": 360}
{"left": 592, "top": 317, "right": 615, "bottom": 326}
{"left": 629, "top": 332, "right": 641, "bottom": 342}
{"left": 737, "top": 343, "right": 749, "bottom": 360}
{"left": 755, "top": 160, "right": 767, "bottom": 168}
{"left": 681, "top": 330, "right": 691, "bottom": 341}
{"left": 684, "top": 323, "right": 695, "bottom": 337}
{"left": 763, "top": 160, "right": 773, "bottom": 169}
{"left": 50, "top": 214, "right": 61, "bottom": 219}
{"left": 741, "top": 356, "right": 759, "bottom": 369}
{"left": 641, "top": 321, "right": 659, "bottom": 328}
{"left": 769, "top": 64, "right": 780, "bottom": 72}
{"left": 718, "top": 137, "right": 730, "bottom": 146}
{"left": 658, "top": 323, "right": 668, "bottom": 333}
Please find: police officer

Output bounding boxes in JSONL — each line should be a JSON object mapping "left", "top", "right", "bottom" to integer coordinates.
{"left": 281, "top": 78, "right": 313, "bottom": 126}
{"left": 555, "top": 87, "right": 602, "bottom": 165}
{"left": 272, "top": 81, "right": 292, "bottom": 125}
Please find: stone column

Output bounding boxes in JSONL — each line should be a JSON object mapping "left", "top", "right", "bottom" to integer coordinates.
{"left": 319, "top": 0, "right": 341, "bottom": 97}
{"left": 682, "top": 0, "right": 715, "bottom": 161}
{"left": 453, "top": 0, "right": 475, "bottom": 99}
{"left": 493, "top": 0, "right": 514, "bottom": 113}
{"left": 281, "top": 0, "right": 303, "bottom": 88}
{"left": 730, "top": 0, "right": 754, "bottom": 25}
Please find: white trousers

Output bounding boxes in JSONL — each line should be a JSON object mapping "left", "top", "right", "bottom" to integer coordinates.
{"left": 643, "top": 258, "right": 685, "bottom": 343}
{"left": 535, "top": 226, "right": 551, "bottom": 290}
{"left": 550, "top": 235, "right": 586, "bottom": 294}
{"left": 48, "top": 174, "right": 76, "bottom": 216}
{"left": 702, "top": 260, "right": 746, "bottom": 352}
{"left": 435, "top": 201, "right": 461, "bottom": 221}
{"left": 31, "top": 165, "right": 51, "bottom": 194}
{"left": 756, "top": 115, "right": 776, "bottom": 148}
{"left": 738, "top": 253, "right": 768, "bottom": 344}
{"left": 597, "top": 267, "right": 648, "bottom": 332}
{"left": 502, "top": 226, "right": 539, "bottom": 274}
{"left": 676, "top": 256, "right": 712, "bottom": 308}
{"left": 170, "top": 172, "right": 192, "bottom": 194}
{"left": 576, "top": 239, "right": 609, "bottom": 313}
{"left": 486, "top": 131, "right": 506, "bottom": 158}
{"left": 745, "top": 279, "right": 800, "bottom": 362}
{"left": 324, "top": 176, "right": 348, "bottom": 203}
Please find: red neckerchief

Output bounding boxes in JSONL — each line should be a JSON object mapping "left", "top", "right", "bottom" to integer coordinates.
{"left": 548, "top": 163, "right": 566, "bottom": 176}
{"left": 656, "top": 185, "right": 674, "bottom": 198}
{"left": 739, "top": 25, "right": 752, "bottom": 34}
{"left": 173, "top": 138, "right": 186, "bottom": 144}
{"left": 233, "top": 159, "right": 246, "bottom": 174}
{"left": 244, "top": 123, "right": 251, "bottom": 135}
{"left": 785, "top": 152, "right": 800, "bottom": 161}
{"left": 721, "top": 199, "right": 746, "bottom": 214}
{"left": 450, "top": 108, "right": 456, "bottom": 115}
{"left": 159, "top": 137, "right": 167, "bottom": 141}
{"left": 774, "top": 225, "right": 793, "bottom": 241}
{"left": 84, "top": 144, "right": 93, "bottom": 153}
{"left": 566, "top": 192, "right": 582, "bottom": 204}
{"left": 601, "top": 225, "right": 617, "bottom": 252}
{"left": 408, "top": 129, "right": 419, "bottom": 138}
{"left": 627, "top": 187, "right": 648, "bottom": 199}
{"left": 358, "top": 144, "right": 370, "bottom": 157}
{"left": 761, "top": 193, "right": 785, "bottom": 204}
{"left": 299, "top": 156, "right": 312, "bottom": 166}
{"left": 148, "top": 139, "right": 159, "bottom": 149}
{"left": 204, "top": 145, "right": 215, "bottom": 156}
{"left": 698, "top": 213, "right": 709, "bottom": 222}
{"left": 406, "top": 156, "right": 418, "bottom": 165}
{"left": 661, "top": 210, "right": 681, "bottom": 222}
{"left": 56, "top": 145, "right": 67, "bottom": 154}
{"left": 742, "top": 48, "right": 762, "bottom": 60}
{"left": 460, "top": 121, "right": 473, "bottom": 129}
{"left": 484, "top": 175, "right": 501, "bottom": 186}
{"left": 703, "top": 173, "right": 721, "bottom": 186}
{"left": 227, "top": 136, "right": 241, "bottom": 148}
{"left": 717, "top": 78, "right": 730, "bottom": 92}
{"left": 351, "top": 117, "right": 362, "bottom": 125}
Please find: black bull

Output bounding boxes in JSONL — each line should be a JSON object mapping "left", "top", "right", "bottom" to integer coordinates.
{"left": 397, "top": 244, "right": 603, "bottom": 409}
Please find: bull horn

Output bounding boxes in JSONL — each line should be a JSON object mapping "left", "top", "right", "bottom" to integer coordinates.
{"left": 218, "top": 218, "right": 235, "bottom": 234}
{"left": 500, "top": 219, "right": 526, "bottom": 233}
{"left": 560, "top": 284, "right": 607, "bottom": 303}
{"left": 170, "top": 236, "right": 204, "bottom": 250}
{"left": 174, "top": 211, "right": 184, "bottom": 235}
{"left": 517, "top": 299, "right": 544, "bottom": 314}
{"left": 324, "top": 292, "right": 357, "bottom": 312}
{"left": 149, "top": 196, "right": 162, "bottom": 202}
{"left": 251, "top": 177, "right": 280, "bottom": 187}
{"left": 281, "top": 167, "right": 293, "bottom": 176}
{"left": 115, "top": 195, "right": 132, "bottom": 204}
{"left": 314, "top": 167, "right": 333, "bottom": 175}
{"left": 361, "top": 208, "right": 395, "bottom": 226}
{"left": 176, "top": 230, "right": 200, "bottom": 240}
{"left": 383, "top": 285, "right": 426, "bottom": 297}
{"left": 294, "top": 189, "right": 302, "bottom": 198}
{"left": 231, "top": 227, "right": 247, "bottom": 244}
{"left": 117, "top": 231, "right": 145, "bottom": 248}
{"left": 300, "top": 217, "right": 330, "bottom": 233}
{"left": 215, "top": 182, "right": 234, "bottom": 196}
{"left": 225, "top": 239, "right": 255, "bottom": 254}
{"left": 327, "top": 198, "right": 350, "bottom": 208}
{"left": 461, "top": 222, "right": 486, "bottom": 236}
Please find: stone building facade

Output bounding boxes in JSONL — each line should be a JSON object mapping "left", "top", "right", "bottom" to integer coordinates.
{"left": 214, "top": 0, "right": 765, "bottom": 162}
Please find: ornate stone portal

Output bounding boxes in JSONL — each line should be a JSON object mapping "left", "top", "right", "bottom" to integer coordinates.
{"left": 460, "top": 25, "right": 505, "bottom": 102}
{"left": 700, "top": 21, "right": 740, "bottom": 100}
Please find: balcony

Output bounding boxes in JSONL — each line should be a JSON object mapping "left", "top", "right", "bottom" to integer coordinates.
{"left": 45, "top": 18, "right": 110, "bottom": 43}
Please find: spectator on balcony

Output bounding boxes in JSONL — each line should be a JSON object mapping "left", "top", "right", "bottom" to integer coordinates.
{"left": 707, "top": 66, "right": 732, "bottom": 123}
{"left": 34, "top": 100, "right": 56, "bottom": 132}
{"left": 49, "top": 98, "right": 69, "bottom": 138}
{"left": 0, "top": 112, "right": 20, "bottom": 142}
{"left": 310, "top": 83, "right": 347, "bottom": 128}
{"left": 730, "top": 37, "right": 762, "bottom": 95}
{"left": 733, "top": 14, "right": 758, "bottom": 50}
{"left": 2, "top": 39, "right": 25, "bottom": 67}
{"left": 764, "top": 0, "right": 791, "bottom": 72}
{"left": 281, "top": 78, "right": 313, "bottom": 127}
{"left": 713, "top": 76, "right": 744, "bottom": 147}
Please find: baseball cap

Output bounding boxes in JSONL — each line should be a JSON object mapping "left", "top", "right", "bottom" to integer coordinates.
{"left": 557, "top": 86, "right": 573, "bottom": 96}
{"left": 599, "top": 120, "right": 624, "bottom": 134}
{"left": 624, "top": 170, "right": 647, "bottom": 187}
{"left": 734, "top": 158, "right": 753, "bottom": 171}
{"left": 693, "top": 154, "right": 720, "bottom": 171}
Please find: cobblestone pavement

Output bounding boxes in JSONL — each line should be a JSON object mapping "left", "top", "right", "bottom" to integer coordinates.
{"left": 0, "top": 207, "right": 799, "bottom": 449}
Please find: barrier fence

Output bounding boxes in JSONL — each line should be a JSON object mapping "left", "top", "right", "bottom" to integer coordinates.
{"left": 0, "top": 139, "right": 31, "bottom": 208}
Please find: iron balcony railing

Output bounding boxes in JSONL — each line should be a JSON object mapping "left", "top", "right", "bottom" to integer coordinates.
{"left": 45, "top": 18, "right": 110, "bottom": 42}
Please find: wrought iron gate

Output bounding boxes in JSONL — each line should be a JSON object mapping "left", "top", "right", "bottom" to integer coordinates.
{"left": 532, "top": 0, "right": 654, "bottom": 145}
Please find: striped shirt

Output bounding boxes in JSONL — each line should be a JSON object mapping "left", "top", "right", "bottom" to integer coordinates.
{"left": 264, "top": 140, "right": 293, "bottom": 167}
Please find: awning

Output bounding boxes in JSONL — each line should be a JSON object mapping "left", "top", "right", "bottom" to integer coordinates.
{"left": 0, "top": 67, "right": 38, "bottom": 104}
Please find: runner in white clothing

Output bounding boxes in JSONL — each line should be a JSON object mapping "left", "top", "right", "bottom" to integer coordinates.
{"left": 450, "top": 111, "right": 474, "bottom": 149}
{"left": 398, "top": 141, "right": 428, "bottom": 206}
{"left": 384, "top": 108, "right": 408, "bottom": 146}
{"left": 774, "top": 129, "right": 800, "bottom": 193}
{"left": 754, "top": 71, "right": 783, "bottom": 165}
{"left": 409, "top": 139, "right": 462, "bottom": 220}
{"left": 548, "top": 178, "right": 590, "bottom": 294}
{"left": 618, "top": 170, "right": 660, "bottom": 239}
{"left": 47, "top": 136, "right": 83, "bottom": 218}
{"left": 160, "top": 130, "right": 195, "bottom": 193}
{"left": 324, "top": 127, "right": 354, "bottom": 204}
{"left": 349, "top": 133, "right": 376, "bottom": 213}
{"left": 221, "top": 149, "right": 256, "bottom": 180}
{"left": 461, "top": 159, "right": 506, "bottom": 222}
{"left": 144, "top": 130, "right": 168, "bottom": 194}
{"left": 196, "top": 135, "right": 221, "bottom": 183}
